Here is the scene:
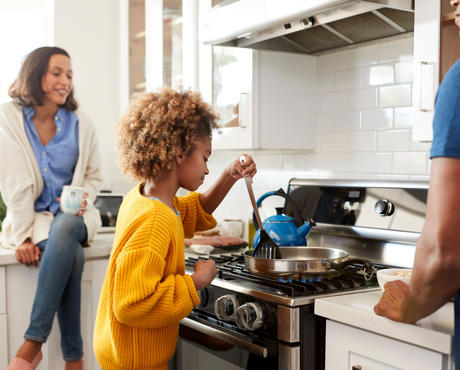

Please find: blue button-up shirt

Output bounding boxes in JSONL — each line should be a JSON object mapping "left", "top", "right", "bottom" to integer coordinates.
{"left": 23, "top": 106, "right": 79, "bottom": 214}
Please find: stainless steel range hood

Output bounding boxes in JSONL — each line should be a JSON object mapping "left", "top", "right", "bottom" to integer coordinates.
{"left": 201, "top": 0, "right": 414, "bottom": 54}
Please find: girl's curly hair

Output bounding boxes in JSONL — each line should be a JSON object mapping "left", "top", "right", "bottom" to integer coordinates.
{"left": 116, "top": 88, "right": 218, "bottom": 181}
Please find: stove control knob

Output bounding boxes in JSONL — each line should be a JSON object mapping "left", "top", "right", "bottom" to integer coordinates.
{"left": 375, "top": 199, "right": 395, "bottom": 217}
{"left": 235, "top": 302, "right": 264, "bottom": 331}
{"left": 215, "top": 295, "right": 240, "bottom": 321}
{"left": 197, "top": 288, "right": 209, "bottom": 308}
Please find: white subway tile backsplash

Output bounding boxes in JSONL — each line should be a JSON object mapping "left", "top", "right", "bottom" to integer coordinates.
{"left": 361, "top": 108, "right": 393, "bottom": 130}
{"left": 349, "top": 87, "right": 378, "bottom": 110}
{"left": 377, "top": 130, "right": 410, "bottom": 151}
{"left": 410, "top": 139, "right": 432, "bottom": 152}
{"left": 394, "top": 106, "right": 413, "bottom": 128}
{"left": 317, "top": 131, "right": 348, "bottom": 152}
{"left": 320, "top": 91, "right": 349, "bottom": 112}
{"left": 316, "top": 112, "right": 335, "bottom": 132}
{"left": 378, "top": 37, "right": 413, "bottom": 63}
{"left": 283, "top": 154, "right": 310, "bottom": 171}
{"left": 393, "top": 152, "right": 428, "bottom": 174}
{"left": 348, "top": 44, "right": 380, "bottom": 67}
{"left": 335, "top": 68, "right": 363, "bottom": 90}
{"left": 252, "top": 153, "right": 284, "bottom": 170}
{"left": 347, "top": 131, "right": 377, "bottom": 152}
{"left": 395, "top": 60, "right": 414, "bottom": 83}
{"left": 368, "top": 64, "right": 394, "bottom": 86}
{"left": 379, "top": 84, "right": 411, "bottom": 107}
{"left": 317, "top": 73, "right": 335, "bottom": 92}
{"left": 360, "top": 152, "right": 392, "bottom": 173}
{"left": 334, "top": 111, "right": 361, "bottom": 130}
{"left": 318, "top": 50, "right": 351, "bottom": 73}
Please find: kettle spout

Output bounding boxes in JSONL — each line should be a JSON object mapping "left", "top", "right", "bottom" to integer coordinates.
{"left": 297, "top": 218, "right": 316, "bottom": 238}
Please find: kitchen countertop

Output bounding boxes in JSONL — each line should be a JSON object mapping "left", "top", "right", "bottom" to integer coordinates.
{"left": 0, "top": 232, "right": 115, "bottom": 266}
{"left": 0, "top": 232, "right": 246, "bottom": 266}
{"left": 314, "top": 290, "right": 454, "bottom": 354}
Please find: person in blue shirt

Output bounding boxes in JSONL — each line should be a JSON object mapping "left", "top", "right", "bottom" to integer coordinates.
{"left": 0, "top": 47, "right": 102, "bottom": 370}
{"left": 374, "top": 0, "right": 460, "bottom": 365}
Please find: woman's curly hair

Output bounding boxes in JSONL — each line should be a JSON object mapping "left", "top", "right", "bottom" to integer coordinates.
{"left": 116, "top": 88, "right": 218, "bottom": 181}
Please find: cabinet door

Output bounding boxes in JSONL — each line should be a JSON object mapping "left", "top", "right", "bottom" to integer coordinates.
{"left": 412, "top": 0, "right": 440, "bottom": 142}
{"left": 0, "top": 314, "right": 7, "bottom": 370}
{"left": 325, "top": 321, "right": 446, "bottom": 370}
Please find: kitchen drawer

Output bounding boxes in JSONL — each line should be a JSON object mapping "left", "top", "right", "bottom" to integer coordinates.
{"left": 325, "top": 320, "right": 446, "bottom": 370}
{"left": 0, "top": 267, "right": 5, "bottom": 313}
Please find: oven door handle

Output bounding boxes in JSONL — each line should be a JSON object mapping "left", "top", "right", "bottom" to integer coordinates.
{"left": 180, "top": 317, "right": 268, "bottom": 358}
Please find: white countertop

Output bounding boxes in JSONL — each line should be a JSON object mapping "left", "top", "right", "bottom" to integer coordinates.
{"left": 314, "top": 290, "right": 454, "bottom": 354}
{"left": 0, "top": 232, "right": 114, "bottom": 266}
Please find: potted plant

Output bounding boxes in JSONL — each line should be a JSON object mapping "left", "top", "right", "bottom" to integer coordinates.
{"left": 0, "top": 193, "right": 6, "bottom": 232}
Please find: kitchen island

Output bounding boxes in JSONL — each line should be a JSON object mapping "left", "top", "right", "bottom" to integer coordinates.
{"left": 0, "top": 233, "right": 114, "bottom": 370}
{"left": 315, "top": 291, "right": 454, "bottom": 370}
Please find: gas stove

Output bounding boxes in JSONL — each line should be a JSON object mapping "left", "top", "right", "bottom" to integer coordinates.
{"left": 180, "top": 179, "right": 428, "bottom": 370}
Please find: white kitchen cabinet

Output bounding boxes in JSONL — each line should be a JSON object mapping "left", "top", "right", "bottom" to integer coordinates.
{"left": 5, "top": 258, "right": 108, "bottom": 370}
{"left": 412, "top": 0, "right": 460, "bottom": 142}
{"left": 122, "top": 0, "right": 199, "bottom": 97}
{"left": 325, "top": 320, "right": 452, "bottom": 370}
{"left": 202, "top": 47, "right": 317, "bottom": 150}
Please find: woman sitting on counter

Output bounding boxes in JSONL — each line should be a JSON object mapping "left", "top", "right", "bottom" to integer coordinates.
{"left": 0, "top": 46, "right": 102, "bottom": 370}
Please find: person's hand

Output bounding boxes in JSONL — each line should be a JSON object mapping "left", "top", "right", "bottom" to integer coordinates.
{"left": 15, "top": 239, "right": 40, "bottom": 267}
{"left": 374, "top": 280, "right": 416, "bottom": 323}
{"left": 77, "top": 192, "right": 89, "bottom": 217}
{"left": 191, "top": 260, "right": 217, "bottom": 290}
{"left": 226, "top": 154, "right": 257, "bottom": 180}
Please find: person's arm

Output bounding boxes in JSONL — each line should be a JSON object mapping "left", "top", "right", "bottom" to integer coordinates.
{"left": 374, "top": 157, "right": 460, "bottom": 322}
{"left": 199, "top": 154, "right": 256, "bottom": 214}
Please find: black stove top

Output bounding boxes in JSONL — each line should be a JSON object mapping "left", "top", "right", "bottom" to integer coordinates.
{"left": 185, "top": 254, "right": 382, "bottom": 300}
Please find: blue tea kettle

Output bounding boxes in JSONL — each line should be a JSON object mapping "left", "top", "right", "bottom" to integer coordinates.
{"left": 252, "top": 188, "right": 315, "bottom": 247}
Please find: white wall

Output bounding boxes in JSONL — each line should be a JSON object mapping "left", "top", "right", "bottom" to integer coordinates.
{"left": 53, "top": 0, "right": 130, "bottom": 192}
{"left": 197, "top": 36, "right": 431, "bottom": 233}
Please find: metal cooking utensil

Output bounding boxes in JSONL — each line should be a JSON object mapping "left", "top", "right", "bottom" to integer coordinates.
{"left": 240, "top": 156, "right": 281, "bottom": 259}
{"left": 244, "top": 246, "right": 372, "bottom": 279}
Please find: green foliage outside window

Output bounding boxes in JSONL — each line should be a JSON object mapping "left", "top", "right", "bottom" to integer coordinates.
{"left": 0, "top": 193, "right": 6, "bottom": 232}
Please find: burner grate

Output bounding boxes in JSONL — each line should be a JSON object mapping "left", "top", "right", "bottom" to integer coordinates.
{"left": 185, "top": 254, "right": 379, "bottom": 298}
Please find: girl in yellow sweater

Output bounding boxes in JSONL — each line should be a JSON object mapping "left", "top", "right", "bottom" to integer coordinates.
{"left": 93, "top": 88, "right": 256, "bottom": 370}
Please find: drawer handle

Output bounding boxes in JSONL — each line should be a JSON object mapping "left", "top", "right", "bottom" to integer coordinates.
{"left": 352, "top": 366, "right": 362, "bottom": 370}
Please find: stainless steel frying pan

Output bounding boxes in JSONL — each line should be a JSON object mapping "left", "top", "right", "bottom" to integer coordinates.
{"left": 244, "top": 246, "right": 371, "bottom": 278}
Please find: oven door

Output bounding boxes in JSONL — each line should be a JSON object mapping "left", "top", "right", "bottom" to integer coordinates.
{"left": 176, "top": 314, "right": 284, "bottom": 370}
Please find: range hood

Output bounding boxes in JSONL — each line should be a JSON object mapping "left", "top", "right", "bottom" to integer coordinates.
{"left": 201, "top": 0, "right": 414, "bottom": 54}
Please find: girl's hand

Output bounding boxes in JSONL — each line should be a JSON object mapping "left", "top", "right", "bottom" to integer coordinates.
{"left": 77, "top": 192, "right": 89, "bottom": 217}
{"left": 16, "top": 239, "right": 40, "bottom": 267}
{"left": 192, "top": 260, "right": 217, "bottom": 290}
{"left": 227, "top": 154, "right": 257, "bottom": 180}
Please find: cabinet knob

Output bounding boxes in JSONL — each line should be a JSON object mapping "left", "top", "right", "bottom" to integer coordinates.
{"left": 352, "top": 366, "right": 362, "bottom": 370}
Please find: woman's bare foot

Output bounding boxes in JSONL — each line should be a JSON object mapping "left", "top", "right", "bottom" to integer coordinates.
{"left": 65, "top": 358, "right": 83, "bottom": 370}
{"left": 15, "top": 340, "right": 42, "bottom": 363}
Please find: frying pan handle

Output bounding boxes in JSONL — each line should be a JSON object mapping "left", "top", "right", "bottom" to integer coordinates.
{"left": 327, "top": 258, "right": 372, "bottom": 275}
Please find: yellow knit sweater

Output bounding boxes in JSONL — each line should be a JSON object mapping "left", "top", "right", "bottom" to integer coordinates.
{"left": 93, "top": 184, "right": 216, "bottom": 370}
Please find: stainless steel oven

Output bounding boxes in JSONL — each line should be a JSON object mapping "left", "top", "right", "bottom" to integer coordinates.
{"left": 177, "top": 179, "right": 428, "bottom": 370}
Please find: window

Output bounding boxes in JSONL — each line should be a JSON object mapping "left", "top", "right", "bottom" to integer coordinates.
{"left": 0, "top": 8, "right": 47, "bottom": 102}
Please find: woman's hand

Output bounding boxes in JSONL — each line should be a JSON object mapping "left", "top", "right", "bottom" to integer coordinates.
{"left": 16, "top": 239, "right": 40, "bottom": 267}
{"left": 77, "top": 192, "right": 89, "bottom": 217}
{"left": 226, "top": 154, "right": 257, "bottom": 180}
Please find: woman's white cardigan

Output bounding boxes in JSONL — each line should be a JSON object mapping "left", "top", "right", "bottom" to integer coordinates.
{"left": 0, "top": 101, "right": 103, "bottom": 248}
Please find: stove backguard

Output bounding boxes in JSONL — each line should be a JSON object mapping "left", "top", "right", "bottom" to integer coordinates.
{"left": 284, "top": 179, "right": 429, "bottom": 268}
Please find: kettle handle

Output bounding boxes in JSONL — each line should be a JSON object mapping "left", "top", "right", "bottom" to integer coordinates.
{"left": 253, "top": 188, "right": 309, "bottom": 230}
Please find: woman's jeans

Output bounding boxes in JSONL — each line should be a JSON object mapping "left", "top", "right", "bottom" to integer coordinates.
{"left": 24, "top": 212, "right": 87, "bottom": 362}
